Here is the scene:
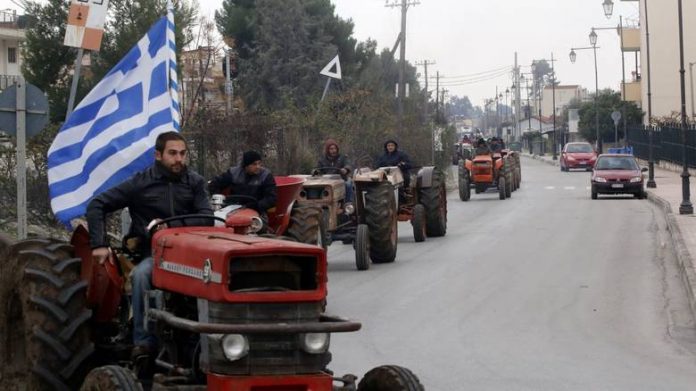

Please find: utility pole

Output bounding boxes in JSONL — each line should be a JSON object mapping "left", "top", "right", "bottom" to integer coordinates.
{"left": 435, "top": 71, "right": 440, "bottom": 121}
{"left": 386, "top": 0, "right": 420, "bottom": 136}
{"left": 514, "top": 53, "right": 521, "bottom": 140}
{"left": 416, "top": 60, "right": 435, "bottom": 121}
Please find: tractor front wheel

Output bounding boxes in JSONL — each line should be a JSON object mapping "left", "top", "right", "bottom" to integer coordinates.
{"left": 80, "top": 365, "right": 143, "bottom": 390}
{"left": 411, "top": 204, "right": 426, "bottom": 243}
{"left": 458, "top": 169, "right": 471, "bottom": 201}
{"left": 364, "top": 182, "right": 398, "bottom": 263}
{"left": 0, "top": 239, "right": 94, "bottom": 391}
{"left": 420, "top": 170, "right": 447, "bottom": 237}
{"left": 357, "top": 365, "right": 425, "bottom": 391}
{"left": 498, "top": 177, "right": 507, "bottom": 200}
{"left": 355, "top": 224, "right": 370, "bottom": 271}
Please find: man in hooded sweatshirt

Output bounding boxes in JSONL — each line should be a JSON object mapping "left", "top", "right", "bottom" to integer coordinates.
{"left": 317, "top": 138, "right": 354, "bottom": 202}
{"left": 376, "top": 139, "right": 413, "bottom": 188}
{"left": 208, "top": 150, "right": 277, "bottom": 215}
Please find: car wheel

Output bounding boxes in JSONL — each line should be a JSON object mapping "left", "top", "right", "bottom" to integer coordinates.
{"left": 591, "top": 189, "right": 598, "bottom": 200}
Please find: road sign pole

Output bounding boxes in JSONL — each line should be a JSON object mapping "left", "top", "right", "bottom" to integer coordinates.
{"left": 320, "top": 78, "right": 332, "bottom": 103}
{"left": 66, "top": 47, "right": 84, "bottom": 119}
{"left": 16, "top": 77, "right": 27, "bottom": 239}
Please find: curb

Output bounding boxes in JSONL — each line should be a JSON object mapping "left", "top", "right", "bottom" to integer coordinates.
{"left": 523, "top": 153, "right": 560, "bottom": 167}
{"left": 646, "top": 190, "right": 696, "bottom": 322}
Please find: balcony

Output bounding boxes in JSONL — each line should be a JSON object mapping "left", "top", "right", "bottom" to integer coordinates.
{"left": 622, "top": 81, "right": 642, "bottom": 104}
{"left": 0, "top": 74, "right": 20, "bottom": 92}
{"left": 621, "top": 27, "right": 640, "bottom": 52}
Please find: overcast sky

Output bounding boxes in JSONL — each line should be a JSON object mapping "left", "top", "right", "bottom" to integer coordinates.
{"left": 8, "top": 0, "right": 641, "bottom": 108}
{"left": 198, "top": 0, "right": 640, "bottom": 108}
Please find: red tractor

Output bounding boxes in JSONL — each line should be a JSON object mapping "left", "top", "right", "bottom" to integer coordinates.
{"left": 0, "top": 183, "right": 423, "bottom": 390}
{"left": 458, "top": 150, "right": 511, "bottom": 201}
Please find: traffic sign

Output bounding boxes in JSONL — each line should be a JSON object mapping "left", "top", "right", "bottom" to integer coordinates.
{"left": 320, "top": 55, "right": 342, "bottom": 80}
{"left": 64, "top": 0, "right": 110, "bottom": 51}
{"left": 611, "top": 110, "right": 621, "bottom": 125}
{"left": 0, "top": 82, "right": 49, "bottom": 138}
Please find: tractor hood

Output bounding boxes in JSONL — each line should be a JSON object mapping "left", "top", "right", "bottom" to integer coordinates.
{"left": 151, "top": 227, "right": 327, "bottom": 303}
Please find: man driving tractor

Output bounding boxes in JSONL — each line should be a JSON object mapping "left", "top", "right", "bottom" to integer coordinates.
{"left": 376, "top": 139, "right": 413, "bottom": 188}
{"left": 317, "top": 138, "right": 354, "bottom": 203}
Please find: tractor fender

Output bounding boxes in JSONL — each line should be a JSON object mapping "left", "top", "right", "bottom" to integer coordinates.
{"left": 495, "top": 159, "right": 504, "bottom": 171}
{"left": 464, "top": 159, "right": 473, "bottom": 172}
{"left": 416, "top": 166, "right": 435, "bottom": 188}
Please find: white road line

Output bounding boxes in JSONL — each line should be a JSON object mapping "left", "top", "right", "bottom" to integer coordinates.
{"left": 545, "top": 186, "right": 555, "bottom": 190}
{"left": 563, "top": 186, "right": 576, "bottom": 190}
{"left": 586, "top": 186, "right": 591, "bottom": 190}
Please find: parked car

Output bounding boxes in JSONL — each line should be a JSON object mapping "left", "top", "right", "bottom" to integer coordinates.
{"left": 560, "top": 142, "right": 597, "bottom": 171}
{"left": 590, "top": 154, "right": 648, "bottom": 199}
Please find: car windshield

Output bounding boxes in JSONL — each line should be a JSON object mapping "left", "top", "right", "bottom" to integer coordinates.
{"left": 595, "top": 156, "right": 639, "bottom": 170}
{"left": 566, "top": 144, "right": 593, "bottom": 153}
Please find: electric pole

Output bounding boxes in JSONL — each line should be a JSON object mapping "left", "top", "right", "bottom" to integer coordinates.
{"left": 416, "top": 60, "right": 435, "bottom": 121}
{"left": 386, "top": 0, "right": 420, "bottom": 135}
{"left": 435, "top": 71, "right": 441, "bottom": 121}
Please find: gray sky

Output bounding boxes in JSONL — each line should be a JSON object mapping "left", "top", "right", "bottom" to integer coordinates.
{"left": 199, "top": 0, "right": 640, "bottom": 109}
{"left": 9, "top": 0, "right": 641, "bottom": 108}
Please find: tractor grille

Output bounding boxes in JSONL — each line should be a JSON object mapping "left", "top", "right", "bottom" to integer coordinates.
{"left": 201, "top": 301, "right": 331, "bottom": 376}
{"left": 228, "top": 255, "right": 318, "bottom": 292}
{"left": 300, "top": 187, "right": 330, "bottom": 200}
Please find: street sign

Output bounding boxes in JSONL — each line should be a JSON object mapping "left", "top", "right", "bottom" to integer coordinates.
{"left": 320, "top": 55, "right": 342, "bottom": 80}
{"left": 0, "top": 82, "right": 49, "bottom": 138}
{"left": 611, "top": 110, "right": 621, "bottom": 125}
{"left": 64, "top": 0, "right": 110, "bottom": 51}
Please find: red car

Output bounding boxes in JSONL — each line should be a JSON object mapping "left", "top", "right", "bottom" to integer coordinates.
{"left": 590, "top": 154, "right": 648, "bottom": 199}
{"left": 560, "top": 142, "right": 597, "bottom": 171}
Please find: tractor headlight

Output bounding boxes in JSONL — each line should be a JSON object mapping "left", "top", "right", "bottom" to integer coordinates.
{"left": 248, "top": 216, "right": 264, "bottom": 233}
{"left": 221, "top": 334, "right": 249, "bottom": 361}
{"left": 300, "top": 333, "right": 330, "bottom": 354}
{"left": 344, "top": 203, "right": 355, "bottom": 215}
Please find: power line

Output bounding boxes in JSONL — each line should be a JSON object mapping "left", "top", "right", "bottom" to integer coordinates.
{"left": 438, "top": 70, "right": 512, "bottom": 86}
{"left": 426, "top": 65, "right": 512, "bottom": 80}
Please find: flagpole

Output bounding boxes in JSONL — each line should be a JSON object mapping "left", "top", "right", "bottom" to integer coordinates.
{"left": 66, "top": 47, "right": 84, "bottom": 119}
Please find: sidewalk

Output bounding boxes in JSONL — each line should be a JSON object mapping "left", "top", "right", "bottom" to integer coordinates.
{"left": 525, "top": 152, "right": 696, "bottom": 320}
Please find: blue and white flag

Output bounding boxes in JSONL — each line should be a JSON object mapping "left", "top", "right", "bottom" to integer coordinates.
{"left": 48, "top": 5, "right": 180, "bottom": 227}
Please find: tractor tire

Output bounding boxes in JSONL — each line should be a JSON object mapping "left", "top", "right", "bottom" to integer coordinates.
{"left": 420, "top": 170, "right": 447, "bottom": 237}
{"left": 515, "top": 168, "right": 522, "bottom": 189}
{"left": 287, "top": 206, "right": 325, "bottom": 249}
{"left": 355, "top": 224, "right": 370, "bottom": 271}
{"left": 411, "top": 204, "right": 426, "bottom": 243}
{"left": 505, "top": 168, "right": 513, "bottom": 198}
{"left": 458, "top": 169, "right": 471, "bottom": 201}
{"left": 357, "top": 365, "right": 424, "bottom": 391}
{"left": 80, "top": 365, "right": 142, "bottom": 391}
{"left": 498, "top": 177, "right": 506, "bottom": 200}
{"left": 0, "top": 239, "right": 94, "bottom": 391}
{"left": 364, "top": 182, "right": 398, "bottom": 263}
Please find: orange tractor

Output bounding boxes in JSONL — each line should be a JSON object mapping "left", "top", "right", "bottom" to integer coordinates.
{"left": 458, "top": 149, "right": 514, "bottom": 201}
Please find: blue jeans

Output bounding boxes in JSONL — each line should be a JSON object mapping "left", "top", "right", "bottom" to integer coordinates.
{"left": 345, "top": 178, "right": 354, "bottom": 203}
{"left": 132, "top": 257, "right": 157, "bottom": 348}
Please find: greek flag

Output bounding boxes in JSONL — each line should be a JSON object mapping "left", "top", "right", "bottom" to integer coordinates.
{"left": 48, "top": 5, "right": 179, "bottom": 227}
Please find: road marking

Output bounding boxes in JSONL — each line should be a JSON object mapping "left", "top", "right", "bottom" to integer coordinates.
{"left": 545, "top": 186, "right": 556, "bottom": 190}
{"left": 586, "top": 186, "right": 591, "bottom": 190}
{"left": 563, "top": 186, "right": 576, "bottom": 190}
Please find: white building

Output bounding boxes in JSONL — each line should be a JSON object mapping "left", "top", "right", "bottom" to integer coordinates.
{"left": 541, "top": 85, "right": 589, "bottom": 118}
{"left": 621, "top": 0, "right": 696, "bottom": 122}
{"left": 0, "top": 9, "right": 25, "bottom": 91}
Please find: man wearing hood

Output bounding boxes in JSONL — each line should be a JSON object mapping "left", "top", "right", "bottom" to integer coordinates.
{"left": 208, "top": 150, "right": 277, "bottom": 214}
{"left": 317, "top": 139, "right": 353, "bottom": 202}
{"left": 376, "top": 139, "right": 413, "bottom": 187}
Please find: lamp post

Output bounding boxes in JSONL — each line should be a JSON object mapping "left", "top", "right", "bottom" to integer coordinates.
{"left": 689, "top": 61, "right": 695, "bottom": 120}
{"left": 570, "top": 42, "right": 601, "bottom": 153}
{"left": 604, "top": 0, "right": 655, "bottom": 187}
{"left": 678, "top": 0, "right": 692, "bottom": 214}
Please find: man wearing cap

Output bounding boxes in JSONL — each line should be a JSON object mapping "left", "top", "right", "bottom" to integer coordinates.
{"left": 376, "top": 139, "right": 413, "bottom": 188}
{"left": 208, "top": 151, "right": 277, "bottom": 214}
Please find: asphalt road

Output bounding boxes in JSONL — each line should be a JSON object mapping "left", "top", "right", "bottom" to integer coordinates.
{"left": 325, "top": 156, "right": 696, "bottom": 390}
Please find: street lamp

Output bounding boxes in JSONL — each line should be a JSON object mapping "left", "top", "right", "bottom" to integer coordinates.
{"left": 602, "top": 0, "right": 614, "bottom": 19}
{"left": 570, "top": 44, "right": 601, "bottom": 153}
{"left": 678, "top": 0, "right": 692, "bottom": 214}
{"left": 589, "top": 29, "right": 598, "bottom": 46}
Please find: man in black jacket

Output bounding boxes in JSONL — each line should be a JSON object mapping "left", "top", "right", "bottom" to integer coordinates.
{"left": 317, "top": 138, "right": 353, "bottom": 202}
{"left": 86, "top": 131, "right": 213, "bottom": 356}
{"left": 208, "top": 151, "right": 277, "bottom": 214}
{"left": 376, "top": 139, "right": 413, "bottom": 187}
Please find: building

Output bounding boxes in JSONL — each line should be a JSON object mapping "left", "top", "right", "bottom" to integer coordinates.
{"left": 621, "top": 0, "right": 696, "bottom": 122}
{"left": 180, "top": 46, "right": 231, "bottom": 115}
{"left": 541, "top": 85, "right": 589, "bottom": 118}
{"left": 0, "top": 9, "right": 25, "bottom": 92}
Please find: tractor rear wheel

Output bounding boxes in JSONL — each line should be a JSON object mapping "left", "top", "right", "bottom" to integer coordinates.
{"left": 357, "top": 365, "right": 424, "bottom": 391}
{"left": 80, "top": 365, "right": 142, "bottom": 390}
{"left": 498, "top": 177, "right": 507, "bottom": 200}
{"left": 355, "top": 224, "right": 370, "bottom": 271}
{"left": 458, "top": 168, "right": 471, "bottom": 201}
{"left": 411, "top": 204, "right": 426, "bottom": 243}
{"left": 420, "top": 170, "right": 447, "bottom": 237}
{"left": 364, "top": 182, "right": 398, "bottom": 263}
{"left": 505, "top": 166, "right": 513, "bottom": 198}
{"left": 0, "top": 239, "right": 94, "bottom": 391}
{"left": 287, "top": 206, "right": 325, "bottom": 249}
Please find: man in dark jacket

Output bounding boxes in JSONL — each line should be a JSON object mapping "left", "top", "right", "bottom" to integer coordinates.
{"left": 208, "top": 151, "right": 277, "bottom": 214}
{"left": 317, "top": 138, "right": 353, "bottom": 202}
{"left": 376, "top": 139, "right": 413, "bottom": 187}
{"left": 86, "top": 131, "right": 213, "bottom": 356}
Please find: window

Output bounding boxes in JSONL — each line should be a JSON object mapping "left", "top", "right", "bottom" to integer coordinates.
{"left": 8, "top": 47, "right": 17, "bottom": 64}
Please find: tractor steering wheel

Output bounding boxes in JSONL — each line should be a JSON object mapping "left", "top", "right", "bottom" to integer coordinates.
{"left": 147, "top": 214, "right": 226, "bottom": 236}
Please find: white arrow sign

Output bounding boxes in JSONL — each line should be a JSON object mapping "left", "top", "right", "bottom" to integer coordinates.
{"left": 320, "top": 54, "right": 342, "bottom": 80}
